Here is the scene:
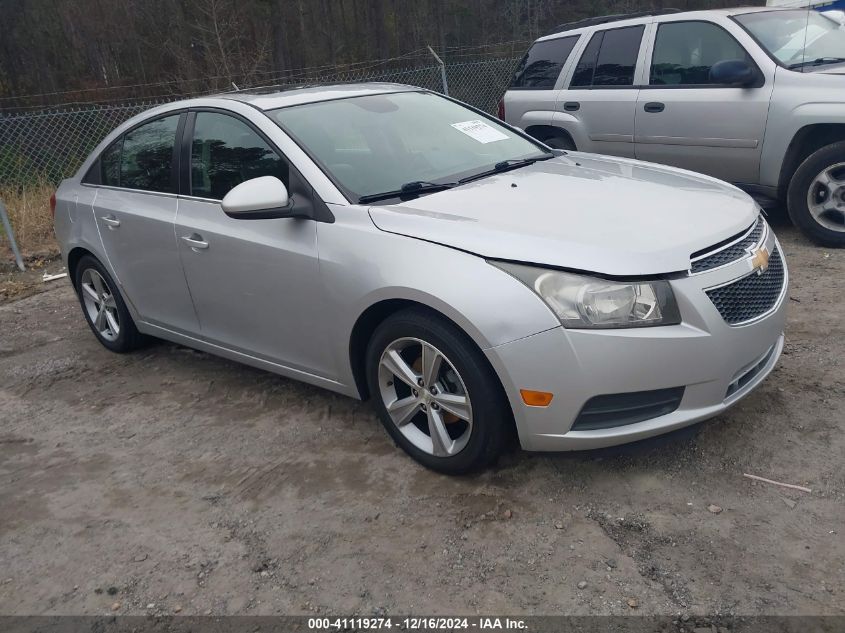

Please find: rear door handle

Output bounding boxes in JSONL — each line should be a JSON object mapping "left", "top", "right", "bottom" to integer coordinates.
{"left": 563, "top": 101, "right": 580, "bottom": 112}
{"left": 181, "top": 234, "right": 209, "bottom": 251}
{"left": 100, "top": 215, "right": 120, "bottom": 229}
{"left": 643, "top": 102, "right": 665, "bottom": 113}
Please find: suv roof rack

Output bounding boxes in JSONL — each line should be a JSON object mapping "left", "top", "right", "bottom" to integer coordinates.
{"left": 548, "top": 9, "right": 680, "bottom": 35}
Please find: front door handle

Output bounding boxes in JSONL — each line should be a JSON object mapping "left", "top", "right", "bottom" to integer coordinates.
{"left": 563, "top": 101, "right": 580, "bottom": 112}
{"left": 643, "top": 102, "right": 665, "bottom": 113}
{"left": 181, "top": 234, "right": 209, "bottom": 251}
{"left": 100, "top": 215, "right": 120, "bottom": 229}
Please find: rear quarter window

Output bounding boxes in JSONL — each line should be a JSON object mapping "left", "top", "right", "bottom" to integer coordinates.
{"left": 100, "top": 140, "right": 122, "bottom": 186}
{"left": 81, "top": 138, "right": 121, "bottom": 186}
{"left": 510, "top": 36, "right": 579, "bottom": 90}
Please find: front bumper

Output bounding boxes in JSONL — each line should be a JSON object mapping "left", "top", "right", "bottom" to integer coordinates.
{"left": 485, "top": 229, "right": 788, "bottom": 452}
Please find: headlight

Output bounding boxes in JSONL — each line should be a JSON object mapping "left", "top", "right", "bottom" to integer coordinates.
{"left": 491, "top": 261, "right": 681, "bottom": 329}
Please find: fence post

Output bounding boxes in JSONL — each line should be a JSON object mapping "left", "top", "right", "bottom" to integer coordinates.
{"left": 0, "top": 199, "right": 25, "bottom": 272}
{"left": 427, "top": 45, "right": 449, "bottom": 96}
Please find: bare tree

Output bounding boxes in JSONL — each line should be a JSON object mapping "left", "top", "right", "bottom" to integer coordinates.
{"left": 0, "top": 0, "right": 764, "bottom": 109}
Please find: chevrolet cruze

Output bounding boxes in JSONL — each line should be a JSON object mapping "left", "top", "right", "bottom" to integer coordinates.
{"left": 53, "top": 84, "right": 788, "bottom": 474}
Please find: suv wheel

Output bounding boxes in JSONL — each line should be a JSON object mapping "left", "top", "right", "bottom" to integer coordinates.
{"left": 543, "top": 134, "right": 575, "bottom": 151}
{"left": 365, "top": 308, "right": 511, "bottom": 474}
{"left": 74, "top": 255, "right": 146, "bottom": 353}
{"left": 787, "top": 141, "right": 845, "bottom": 247}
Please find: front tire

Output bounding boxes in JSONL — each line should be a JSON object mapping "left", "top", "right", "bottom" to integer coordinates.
{"left": 74, "top": 255, "right": 145, "bottom": 353}
{"left": 787, "top": 141, "right": 845, "bottom": 247}
{"left": 365, "top": 308, "right": 511, "bottom": 475}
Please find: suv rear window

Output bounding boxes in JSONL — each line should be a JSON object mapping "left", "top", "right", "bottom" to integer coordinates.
{"left": 510, "top": 36, "right": 579, "bottom": 89}
{"left": 570, "top": 25, "right": 645, "bottom": 87}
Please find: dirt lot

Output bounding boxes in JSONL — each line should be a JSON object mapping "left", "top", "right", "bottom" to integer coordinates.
{"left": 0, "top": 220, "right": 843, "bottom": 618}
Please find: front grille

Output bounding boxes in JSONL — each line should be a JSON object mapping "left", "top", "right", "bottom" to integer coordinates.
{"left": 571, "top": 387, "right": 685, "bottom": 431}
{"left": 691, "top": 216, "right": 765, "bottom": 274}
{"left": 705, "top": 247, "right": 785, "bottom": 325}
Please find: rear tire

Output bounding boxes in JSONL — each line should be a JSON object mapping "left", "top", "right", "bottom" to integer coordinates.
{"left": 787, "top": 141, "right": 845, "bottom": 247}
{"left": 365, "top": 308, "right": 511, "bottom": 475}
{"left": 74, "top": 255, "right": 146, "bottom": 353}
{"left": 542, "top": 134, "right": 575, "bottom": 151}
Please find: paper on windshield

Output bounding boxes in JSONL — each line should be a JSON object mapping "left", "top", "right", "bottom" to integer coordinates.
{"left": 451, "top": 120, "right": 510, "bottom": 144}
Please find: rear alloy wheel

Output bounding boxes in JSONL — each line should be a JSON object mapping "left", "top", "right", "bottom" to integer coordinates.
{"left": 366, "top": 309, "right": 511, "bottom": 474}
{"left": 787, "top": 142, "right": 845, "bottom": 247}
{"left": 74, "top": 255, "right": 146, "bottom": 353}
{"left": 80, "top": 268, "right": 121, "bottom": 342}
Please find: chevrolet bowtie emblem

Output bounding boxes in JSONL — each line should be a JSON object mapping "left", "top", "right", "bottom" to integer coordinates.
{"left": 750, "top": 245, "right": 770, "bottom": 275}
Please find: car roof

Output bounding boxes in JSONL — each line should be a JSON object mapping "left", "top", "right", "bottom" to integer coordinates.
{"left": 211, "top": 82, "right": 418, "bottom": 110}
{"left": 537, "top": 6, "right": 786, "bottom": 42}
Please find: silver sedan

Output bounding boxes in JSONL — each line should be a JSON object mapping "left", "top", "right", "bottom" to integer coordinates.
{"left": 53, "top": 84, "right": 787, "bottom": 474}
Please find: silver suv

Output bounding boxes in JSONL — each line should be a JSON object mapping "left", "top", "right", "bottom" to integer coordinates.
{"left": 502, "top": 7, "right": 845, "bottom": 247}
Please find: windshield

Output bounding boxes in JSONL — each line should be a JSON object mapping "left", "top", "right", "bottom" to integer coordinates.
{"left": 270, "top": 91, "right": 548, "bottom": 201}
{"left": 736, "top": 10, "right": 845, "bottom": 67}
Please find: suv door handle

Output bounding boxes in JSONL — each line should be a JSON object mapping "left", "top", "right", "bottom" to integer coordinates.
{"left": 563, "top": 101, "right": 580, "bottom": 112}
{"left": 643, "top": 102, "right": 665, "bottom": 113}
{"left": 100, "top": 214, "right": 120, "bottom": 229}
{"left": 181, "top": 234, "right": 209, "bottom": 251}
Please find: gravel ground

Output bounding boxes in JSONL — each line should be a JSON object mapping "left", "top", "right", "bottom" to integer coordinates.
{"left": 0, "top": 221, "right": 842, "bottom": 617}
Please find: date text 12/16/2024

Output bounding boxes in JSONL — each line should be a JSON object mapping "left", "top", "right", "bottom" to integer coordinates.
{"left": 308, "top": 617, "right": 528, "bottom": 630}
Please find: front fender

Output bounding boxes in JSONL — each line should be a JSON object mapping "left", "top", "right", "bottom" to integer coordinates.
{"left": 317, "top": 205, "right": 560, "bottom": 391}
{"left": 761, "top": 70, "right": 845, "bottom": 187}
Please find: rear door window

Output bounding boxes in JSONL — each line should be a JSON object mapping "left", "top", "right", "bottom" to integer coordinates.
{"left": 570, "top": 33, "right": 603, "bottom": 87}
{"left": 570, "top": 25, "right": 645, "bottom": 87}
{"left": 510, "top": 36, "right": 579, "bottom": 89}
{"left": 119, "top": 114, "right": 181, "bottom": 193}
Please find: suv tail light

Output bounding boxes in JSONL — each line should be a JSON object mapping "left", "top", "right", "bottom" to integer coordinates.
{"left": 50, "top": 192, "right": 57, "bottom": 218}
{"left": 497, "top": 98, "right": 505, "bottom": 121}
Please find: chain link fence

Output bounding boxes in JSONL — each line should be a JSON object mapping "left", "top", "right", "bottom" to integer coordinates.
{"left": 0, "top": 56, "right": 520, "bottom": 187}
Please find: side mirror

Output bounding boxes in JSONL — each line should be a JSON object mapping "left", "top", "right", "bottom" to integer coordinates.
{"left": 221, "top": 176, "right": 296, "bottom": 220}
{"left": 709, "top": 59, "right": 757, "bottom": 87}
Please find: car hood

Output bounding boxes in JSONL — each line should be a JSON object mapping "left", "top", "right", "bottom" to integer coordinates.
{"left": 367, "top": 154, "right": 758, "bottom": 276}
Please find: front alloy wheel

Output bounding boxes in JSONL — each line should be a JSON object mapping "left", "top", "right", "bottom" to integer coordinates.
{"left": 806, "top": 162, "right": 845, "bottom": 234}
{"left": 378, "top": 338, "right": 473, "bottom": 457}
{"left": 788, "top": 141, "right": 845, "bottom": 247}
{"left": 366, "top": 308, "right": 511, "bottom": 474}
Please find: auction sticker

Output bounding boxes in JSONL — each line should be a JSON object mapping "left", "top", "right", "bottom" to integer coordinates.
{"left": 451, "top": 119, "right": 510, "bottom": 144}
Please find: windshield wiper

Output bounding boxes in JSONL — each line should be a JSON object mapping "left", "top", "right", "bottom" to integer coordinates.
{"left": 788, "top": 56, "right": 845, "bottom": 69}
{"left": 458, "top": 153, "right": 555, "bottom": 185}
{"left": 357, "top": 153, "right": 556, "bottom": 203}
{"left": 358, "top": 180, "right": 457, "bottom": 204}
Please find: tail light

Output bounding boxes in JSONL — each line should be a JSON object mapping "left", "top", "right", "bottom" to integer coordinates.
{"left": 497, "top": 98, "right": 505, "bottom": 121}
{"left": 50, "top": 192, "right": 56, "bottom": 218}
